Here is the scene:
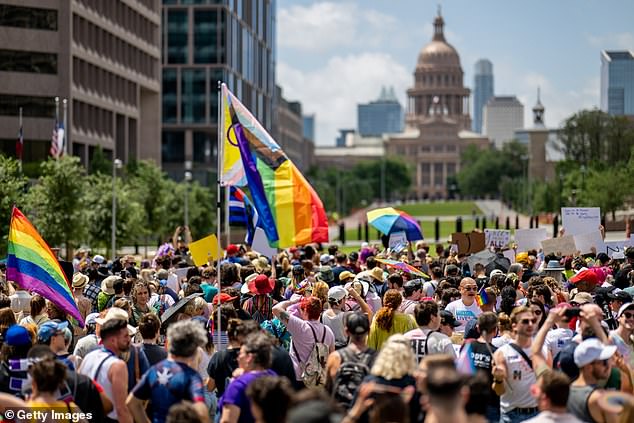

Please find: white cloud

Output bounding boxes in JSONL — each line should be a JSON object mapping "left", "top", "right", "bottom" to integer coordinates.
{"left": 278, "top": 2, "right": 398, "bottom": 52}
{"left": 278, "top": 53, "right": 411, "bottom": 146}
{"left": 586, "top": 32, "right": 634, "bottom": 50}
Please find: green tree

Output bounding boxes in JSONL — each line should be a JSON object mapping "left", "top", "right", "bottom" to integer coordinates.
{"left": 0, "top": 154, "right": 28, "bottom": 256}
{"left": 162, "top": 180, "right": 216, "bottom": 240}
{"left": 24, "top": 156, "right": 87, "bottom": 258}
{"left": 580, "top": 168, "right": 631, "bottom": 220}
{"left": 351, "top": 157, "right": 412, "bottom": 202}
{"left": 88, "top": 146, "right": 111, "bottom": 175}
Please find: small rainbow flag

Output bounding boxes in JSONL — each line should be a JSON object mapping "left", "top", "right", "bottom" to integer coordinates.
{"left": 476, "top": 287, "right": 489, "bottom": 307}
{"left": 6, "top": 207, "right": 83, "bottom": 326}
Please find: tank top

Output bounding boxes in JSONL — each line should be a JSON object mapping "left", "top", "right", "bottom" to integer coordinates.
{"left": 567, "top": 385, "right": 596, "bottom": 423}
{"left": 498, "top": 343, "right": 537, "bottom": 413}
{"left": 320, "top": 310, "right": 347, "bottom": 347}
{"left": 78, "top": 348, "right": 119, "bottom": 419}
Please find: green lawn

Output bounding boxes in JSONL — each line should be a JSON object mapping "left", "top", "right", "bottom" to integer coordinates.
{"left": 337, "top": 218, "right": 477, "bottom": 242}
{"left": 397, "top": 201, "right": 482, "bottom": 217}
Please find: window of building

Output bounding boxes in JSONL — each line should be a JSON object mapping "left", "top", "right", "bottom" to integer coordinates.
{"left": 0, "top": 49, "right": 57, "bottom": 74}
{"left": 181, "top": 68, "right": 206, "bottom": 123}
{"left": 162, "top": 68, "right": 178, "bottom": 123}
{"left": 162, "top": 130, "right": 185, "bottom": 163}
{"left": 0, "top": 94, "right": 55, "bottom": 118}
{"left": 167, "top": 9, "right": 188, "bottom": 64}
{"left": 194, "top": 10, "right": 217, "bottom": 64}
{"left": 0, "top": 5, "right": 57, "bottom": 31}
{"left": 193, "top": 131, "right": 212, "bottom": 163}
{"left": 421, "top": 163, "right": 430, "bottom": 186}
{"left": 434, "top": 163, "right": 444, "bottom": 187}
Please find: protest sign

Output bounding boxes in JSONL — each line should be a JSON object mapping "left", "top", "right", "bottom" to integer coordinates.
{"left": 515, "top": 228, "right": 548, "bottom": 252}
{"left": 451, "top": 232, "right": 486, "bottom": 255}
{"left": 604, "top": 240, "right": 634, "bottom": 258}
{"left": 389, "top": 231, "right": 408, "bottom": 250}
{"left": 189, "top": 234, "right": 222, "bottom": 266}
{"left": 251, "top": 227, "right": 277, "bottom": 258}
{"left": 561, "top": 207, "right": 601, "bottom": 236}
{"left": 503, "top": 249, "right": 516, "bottom": 263}
{"left": 484, "top": 229, "right": 511, "bottom": 248}
{"left": 573, "top": 231, "right": 607, "bottom": 255}
{"left": 541, "top": 235, "right": 577, "bottom": 255}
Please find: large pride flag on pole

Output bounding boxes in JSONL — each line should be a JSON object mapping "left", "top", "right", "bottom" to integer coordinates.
{"left": 6, "top": 207, "right": 84, "bottom": 326}
{"left": 219, "top": 83, "right": 328, "bottom": 248}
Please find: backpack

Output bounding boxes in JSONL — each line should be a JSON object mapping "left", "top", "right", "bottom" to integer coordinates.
{"left": 331, "top": 347, "right": 376, "bottom": 409}
{"left": 248, "top": 296, "right": 273, "bottom": 324}
{"left": 292, "top": 324, "right": 329, "bottom": 388}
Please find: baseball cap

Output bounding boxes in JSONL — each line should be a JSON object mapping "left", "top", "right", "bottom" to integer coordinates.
{"left": 213, "top": 293, "right": 238, "bottom": 305}
{"left": 37, "top": 320, "right": 69, "bottom": 343}
{"left": 445, "top": 264, "right": 459, "bottom": 275}
{"left": 574, "top": 338, "right": 617, "bottom": 367}
{"left": 328, "top": 286, "right": 348, "bottom": 302}
{"left": 344, "top": 312, "right": 370, "bottom": 335}
{"left": 608, "top": 291, "right": 633, "bottom": 303}
{"left": 92, "top": 254, "right": 105, "bottom": 265}
{"left": 320, "top": 254, "right": 334, "bottom": 265}
{"left": 403, "top": 279, "right": 423, "bottom": 290}
{"left": 4, "top": 324, "right": 32, "bottom": 347}
{"left": 570, "top": 268, "right": 599, "bottom": 285}
{"left": 490, "top": 269, "right": 504, "bottom": 277}
{"left": 226, "top": 244, "right": 239, "bottom": 255}
{"left": 617, "top": 302, "right": 634, "bottom": 319}
{"left": 440, "top": 310, "right": 460, "bottom": 328}
{"left": 339, "top": 270, "right": 355, "bottom": 282}
{"left": 96, "top": 307, "right": 136, "bottom": 336}
{"left": 571, "top": 292, "right": 593, "bottom": 305}
{"left": 85, "top": 312, "right": 100, "bottom": 326}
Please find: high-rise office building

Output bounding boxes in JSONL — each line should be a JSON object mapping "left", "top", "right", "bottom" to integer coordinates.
{"left": 601, "top": 50, "right": 634, "bottom": 116}
{"left": 357, "top": 87, "right": 403, "bottom": 136}
{"left": 483, "top": 96, "right": 524, "bottom": 148}
{"left": 473, "top": 59, "right": 494, "bottom": 134}
{"left": 161, "top": 0, "right": 276, "bottom": 183}
{"left": 0, "top": 1, "right": 161, "bottom": 166}
{"left": 303, "top": 114, "right": 315, "bottom": 142}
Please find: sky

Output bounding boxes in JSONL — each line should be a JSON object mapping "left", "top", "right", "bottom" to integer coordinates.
{"left": 275, "top": 0, "right": 634, "bottom": 146}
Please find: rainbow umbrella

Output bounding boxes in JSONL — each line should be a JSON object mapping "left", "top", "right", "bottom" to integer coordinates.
{"left": 375, "top": 258, "right": 429, "bottom": 278}
{"left": 366, "top": 207, "right": 423, "bottom": 241}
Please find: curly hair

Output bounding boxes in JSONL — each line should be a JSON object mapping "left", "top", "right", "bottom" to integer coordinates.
{"left": 131, "top": 280, "right": 151, "bottom": 304}
{"left": 311, "top": 281, "right": 329, "bottom": 308}
{"left": 371, "top": 334, "right": 416, "bottom": 380}
{"left": 500, "top": 285, "right": 517, "bottom": 316}
{"left": 374, "top": 289, "right": 403, "bottom": 331}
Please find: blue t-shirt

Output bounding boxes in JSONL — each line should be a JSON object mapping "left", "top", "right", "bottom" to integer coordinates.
{"left": 218, "top": 369, "right": 277, "bottom": 423}
{"left": 132, "top": 359, "right": 205, "bottom": 423}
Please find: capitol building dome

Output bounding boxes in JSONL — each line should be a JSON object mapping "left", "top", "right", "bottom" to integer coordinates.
{"left": 417, "top": 14, "right": 461, "bottom": 68}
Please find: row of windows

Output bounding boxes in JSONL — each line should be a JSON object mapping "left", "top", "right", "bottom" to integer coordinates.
{"left": 0, "top": 138, "right": 50, "bottom": 162}
{"left": 76, "top": 0, "right": 159, "bottom": 46}
{"left": 73, "top": 99, "right": 114, "bottom": 138}
{"left": 162, "top": 67, "right": 223, "bottom": 124}
{"left": 394, "top": 144, "right": 459, "bottom": 155}
{"left": 0, "top": 5, "right": 57, "bottom": 31}
{"left": 0, "top": 95, "right": 55, "bottom": 118}
{"left": 73, "top": 14, "right": 158, "bottom": 80}
{"left": 73, "top": 58, "right": 137, "bottom": 106}
{"left": 161, "top": 130, "right": 217, "bottom": 164}
{"left": 0, "top": 49, "right": 57, "bottom": 74}
{"left": 420, "top": 163, "right": 456, "bottom": 187}
{"left": 416, "top": 73, "right": 462, "bottom": 87}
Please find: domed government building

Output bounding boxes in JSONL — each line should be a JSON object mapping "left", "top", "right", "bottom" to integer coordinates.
{"left": 387, "top": 10, "right": 489, "bottom": 199}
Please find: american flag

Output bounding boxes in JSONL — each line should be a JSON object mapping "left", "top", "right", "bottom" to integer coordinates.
{"left": 50, "top": 120, "right": 64, "bottom": 159}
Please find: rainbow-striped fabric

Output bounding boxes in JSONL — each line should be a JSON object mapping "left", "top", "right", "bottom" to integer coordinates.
{"left": 476, "top": 287, "right": 489, "bottom": 307}
{"left": 6, "top": 207, "right": 83, "bottom": 326}
{"left": 220, "top": 83, "right": 328, "bottom": 248}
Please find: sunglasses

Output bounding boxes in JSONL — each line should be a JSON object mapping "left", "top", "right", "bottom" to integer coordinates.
{"left": 622, "top": 312, "right": 634, "bottom": 319}
{"left": 520, "top": 318, "right": 537, "bottom": 325}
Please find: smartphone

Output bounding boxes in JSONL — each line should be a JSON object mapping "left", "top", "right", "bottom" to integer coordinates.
{"left": 564, "top": 307, "right": 581, "bottom": 318}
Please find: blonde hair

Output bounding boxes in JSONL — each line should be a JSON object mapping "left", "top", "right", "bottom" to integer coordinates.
{"left": 183, "top": 297, "right": 207, "bottom": 316}
{"left": 371, "top": 334, "right": 417, "bottom": 380}
{"left": 312, "top": 281, "right": 329, "bottom": 307}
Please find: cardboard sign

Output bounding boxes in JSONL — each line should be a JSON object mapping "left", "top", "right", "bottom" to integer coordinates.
{"left": 389, "top": 231, "right": 408, "bottom": 249}
{"left": 604, "top": 240, "right": 634, "bottom": 258}
{"left": 189, "top": 234, "right": 222, "bottom": 266}
{"left": 251, "top": 227, "right": 277, "bottom": 258}
{"left": 451, "top": 232, "right": 486, "bottom": 254}
{"left": 515, "top": 228, "right": 548, "bottom": 252}
{"left": 573, "top": 231, "right": 607, "bottom": 255}
{"left": 561, "top": 207, "right": 601, "bottom": 236}
{"left": 485, "top": 229, "right": 511, "bottom": 248}
{"left": 541, "top": 235, "right": 577, "bottom": 255}
{"left": 503, "top": 249, "right": 516, "bottom": 263}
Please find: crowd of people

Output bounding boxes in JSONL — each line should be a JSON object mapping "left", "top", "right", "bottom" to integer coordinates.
{"left": 1, "top": 233, "right": 634, "bottom": 423}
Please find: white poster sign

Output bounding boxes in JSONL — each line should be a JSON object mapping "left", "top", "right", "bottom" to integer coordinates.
{"left": 389, "top": 231, "right": 408, "bottom": 250}
{"left": 604, "top": 239, "right": 634, "bottom": 258}
{"left": 251, "top": 227, "right": 277, "bottom": 258}
{"left": 485, "top": 229, "right": 511, "bottom": 248}
{"left": 573, "top": 231, "right": 607, "bottom": 255}
{"left": 561, "top": 207, "right": 601, "bottom": 236}
{"left": 515, "top": 228, "right": 548, "bottom": 252}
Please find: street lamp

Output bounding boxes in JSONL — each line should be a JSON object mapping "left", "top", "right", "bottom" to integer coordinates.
{"left": 184, "top": 160, "right": 193, "bottom": 228}
{"left": 111, "top": 158, "right": 123, "bottom": 260}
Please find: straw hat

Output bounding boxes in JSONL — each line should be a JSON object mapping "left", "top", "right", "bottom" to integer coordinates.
{"left": 72, "top": 272, "right": 89, "bottom": 290}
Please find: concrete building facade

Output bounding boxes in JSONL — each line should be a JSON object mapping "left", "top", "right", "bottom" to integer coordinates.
{"left": 0, "top": 0, "right": 161, "bottom": 166}
{"left": 482, "top": 95, "right": 524, "bottom": 148}
{"left": 161, "top": 0, "right": 276, "bottom": 184}
{"left": 472, "top": 59, "right": 494, "bottom": 134}
{"left": 386, "top": 11, "right": 489, "bottom": 200}
{"left": 601, "top": 50, "right": 634, "bottom": 116}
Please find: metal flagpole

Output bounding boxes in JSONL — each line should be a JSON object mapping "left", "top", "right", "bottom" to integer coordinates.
{"left": 54, "top": 97, "right": 59, "bottom": 158}
{"left": 225, "top": 184, "right": 230, "bottom": 245}
{"left": 18, "top": 107, "right": 23, "bottom": 173}
{"left": 216, "top": 80, "right": 223, "bottom": 352}
{"left": 63, "top": 98, "right": 68, "bottom": 155}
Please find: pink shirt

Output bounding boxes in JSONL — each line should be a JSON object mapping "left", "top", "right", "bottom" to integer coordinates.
{"left": 286, "top": 314, "right": 335, "bottom": 381}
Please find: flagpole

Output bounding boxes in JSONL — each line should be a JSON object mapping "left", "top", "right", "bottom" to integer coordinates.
{"left": 18, "top": 107, "right": 23, "bottom": 173}
{"left": 225, "top": 183, "right": 230, "bottom": 245}
{"left": 63, "top": 98, "right": 68, "bottom": 156}
{"left": 54, "top": 97, "right": 60, "bottom": 159}
{"left": 216, "top": 80, "right": 223, "bottom": 352}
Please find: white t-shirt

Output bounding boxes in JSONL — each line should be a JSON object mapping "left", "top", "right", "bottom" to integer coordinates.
{"left": 543, "top": 328, "right": 574, "bottom": 360}
{"left": 523, "top": 411, "right": 582, "bottom": 423}
{"left": 422, "top": 280, "right": 439, "bottom": 297}
{"left": 443, "top": 299, "right": 482, "bottom": 333}
{"left": 404, "top": 328, "right": 456, "bottom": 362}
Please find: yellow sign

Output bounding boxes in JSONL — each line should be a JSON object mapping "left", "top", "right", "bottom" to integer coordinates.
{"left": 189, "top": 234, "right": 222, "bottom": 266}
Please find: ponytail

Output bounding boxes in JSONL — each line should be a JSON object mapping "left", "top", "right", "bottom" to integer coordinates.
{"left": 374, "top": 289, "right": 402, "bottom": 331}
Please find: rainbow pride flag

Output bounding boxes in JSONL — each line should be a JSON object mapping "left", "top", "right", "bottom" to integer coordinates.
{"left": 219, "top": 83, "right": 328, "bottom": 248}
{"left": 476, "top": 287, "right": 489, "bottom": 307}
{"left": 6, "top": 207, "right": 83, "bottom": 326}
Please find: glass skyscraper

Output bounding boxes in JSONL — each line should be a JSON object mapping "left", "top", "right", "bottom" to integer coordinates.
{"left": 161, "top": 0, "right": 276, "bottom": 183}
{"left": 473, "top": 59, "right": 494, "bottom": 134}
{"left": 601, "top": 51, "right": 634, "bottom": 116}
{"left": 357, "top": 87, "right": 403, "bottom": 137}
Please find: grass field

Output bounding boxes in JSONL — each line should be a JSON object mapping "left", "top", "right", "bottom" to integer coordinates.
{"left": 396, "top": 201, "right": 482, "bottom": 216}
